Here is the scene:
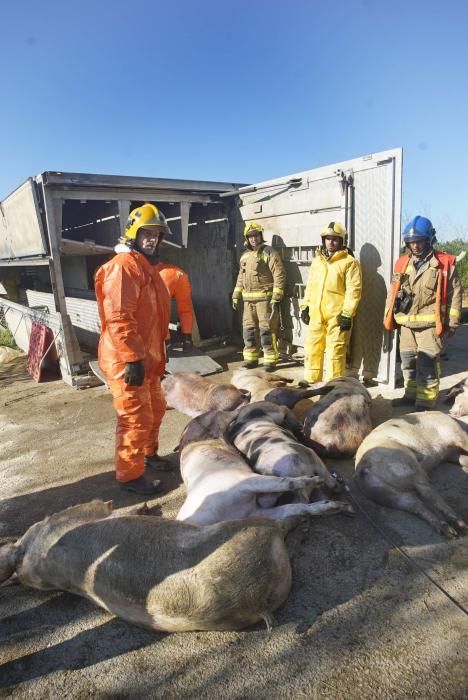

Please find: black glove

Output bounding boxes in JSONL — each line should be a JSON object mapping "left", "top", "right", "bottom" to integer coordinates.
{"left": 232, "top": 298, "right": 239, "bottom": 311}
{"left": 300, "top": 307, "right": 310, "bottom": 325}
{"left": 269, "top": 302, "right": 280, "bottom": 321}
{"left": 124, "top": 360, "right": 145, "bottom": 386}
{"left": 182, "top": 333, "right": 193, "bottom": 352}
{"left": 338, "top": 313, "right": 352, "bottom": 331}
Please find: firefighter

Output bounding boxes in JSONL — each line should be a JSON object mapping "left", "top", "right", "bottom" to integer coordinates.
{"left": 232, "top": 222, "right": 286, "bottom": 371}
{"left": 384, "top": 215, "right": 462, "bottom": 410}
{"left": 300, "top": 222, "right": 362, "bottom": 382}
{"left": 95, "top": 204, "right": 171, "bottom": 494}
{"left": 155, "top": 262, "right": 194, "bottom": 352}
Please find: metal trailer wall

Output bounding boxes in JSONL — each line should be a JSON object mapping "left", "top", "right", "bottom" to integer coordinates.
{"left": 236, "top": 148, "right": 402, "bottom": 387}
{"left": 0, "top": 172, "right": 242, "bottom": 387}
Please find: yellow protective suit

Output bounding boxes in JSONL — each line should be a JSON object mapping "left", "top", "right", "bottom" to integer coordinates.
{"left": 95, "top": 246, "right": 170, "bottom": 482}
{"left": 301, "top": 249, "right": 361, "bottom": 382}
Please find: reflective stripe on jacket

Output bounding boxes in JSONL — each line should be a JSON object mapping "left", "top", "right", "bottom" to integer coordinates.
{"left": 232, "top": 244, "right": 285, "bottom": 303}
{"left": 301, "top": 249, "right": 362, "bottom": 322}
{"left": 384, "top": 251, "right": 461, "bottom": 335}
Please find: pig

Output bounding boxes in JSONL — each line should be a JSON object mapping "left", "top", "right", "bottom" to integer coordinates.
{"left": 0, "top": 500, "right": 306, "bottom": 632}
{"left": 161, "top": 371, "right": 250, "bottom": 417}
{"left": 290, "top": 377, "right": 373, "bottom": 458}
{"left": 223, "top": 401, "right": 342, "bottom": 504}
{"left": 177, "top": 438, "right": 352, "bottom": 525}
{"left": 231, "top": 368, "right": 293, "bottom": 403}
{"left": 354, "top": 411, "right": 468, "bottom": 537}
{"left": 445, "top": 376, "right": 468, "bottom": 417}
{"left": 231, "top": 367, "right": 328, "bottom": 405}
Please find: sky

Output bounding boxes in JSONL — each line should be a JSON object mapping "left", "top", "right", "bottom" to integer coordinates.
{"left": 1, "top": 0, "right": 468, "bottom": 240}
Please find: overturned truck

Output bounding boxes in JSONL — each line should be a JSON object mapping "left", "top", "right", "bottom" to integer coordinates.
{"left": 0, "top": 148, "right": 402, "bottom": 388}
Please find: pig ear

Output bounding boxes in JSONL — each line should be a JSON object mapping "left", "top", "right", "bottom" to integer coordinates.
{"left": 444, "top": 385, "right": 465, "bottom": 403}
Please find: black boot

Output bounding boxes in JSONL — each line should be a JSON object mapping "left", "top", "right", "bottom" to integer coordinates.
{"left": 242, "top": 360, "right": 258, "bottom": 369}
{"left": 119, "top": 476, "right": 162, "bottom": 495}
{"left": 182, "top": 334, "right": 193, "bottom": 352}
{"left": 263, "top": 364, "right": 276, "bottom": 373}
{"left": 145, "top": 454, "right": 174, "bottom": 471}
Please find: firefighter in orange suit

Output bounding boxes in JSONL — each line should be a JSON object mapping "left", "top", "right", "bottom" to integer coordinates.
{"left": 231, "top": 222, "right": 286, "bottom": 371}
{"left": 300, "top": 222, "right": 362, "bottom": 383}
{"left": 95, "top": 204, "right": 171, "bottom": 494}
{"left": 384, "top": 216, "right": 462, "bottom": 410}
{"left": 155, "top": 263, "right": 194, "bottom": 351}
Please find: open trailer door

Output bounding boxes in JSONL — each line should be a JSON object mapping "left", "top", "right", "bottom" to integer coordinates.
{"left": 236, "top": 148, "right": 402, "bottom": 387}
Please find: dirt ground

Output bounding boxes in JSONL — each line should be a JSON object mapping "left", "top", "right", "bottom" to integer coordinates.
{"left": 1, "top": 329, "right": 467, "bottom": 699}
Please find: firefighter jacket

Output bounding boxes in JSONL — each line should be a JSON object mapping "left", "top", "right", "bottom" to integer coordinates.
{"left": 155, "top": 262, "right": 193, "bottom": 334}
{"left": 384, "top": 250, "right": 462, "bottom": 333}
{"left": 232, "top": 244, "right": 286, "bottom": 304}
{"left": 95, "top": 246, "right": 170, "bottom": 381}
{"left": 301, "top": 249, "right": 362, "bottom": 322}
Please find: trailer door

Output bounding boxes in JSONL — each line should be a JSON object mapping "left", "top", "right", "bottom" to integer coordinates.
{"left": 0, "top": 178, "right": 48, "bottom": 260}
{"left": 237, "top": 148, "right": 402, "bottom": 387}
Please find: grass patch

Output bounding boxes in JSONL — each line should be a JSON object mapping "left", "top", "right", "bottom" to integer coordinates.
{"left": 0, "top": 327, "right": 18, "bottom": 349}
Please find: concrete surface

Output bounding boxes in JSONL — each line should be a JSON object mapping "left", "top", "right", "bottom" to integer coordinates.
{"left": 0, "top": 328, "right": 467, "bottom": 699}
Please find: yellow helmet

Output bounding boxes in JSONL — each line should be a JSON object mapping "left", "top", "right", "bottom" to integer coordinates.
{"left": 321, "top": 221, "right": 347, "bottom": 243}
{"left": 123, "top": 203, "right": 170, "bottom": 242}
{"left": 243, "top": 221, "right": 264, "bottom": 239}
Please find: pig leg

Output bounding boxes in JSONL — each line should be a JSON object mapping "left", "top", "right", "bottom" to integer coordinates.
{"left": 0, "top": 542, "right": 18, "bottom": 583}
{"left": 243, "top": 474, "right": 324, "bottom": 495}
{"left": 357, "top": 469, "right": 460, "bottom": 537}
{"left": 253, "top": 500, "right": 354, "bottom": 520}
{"left": 459, "top": 454, "right": 468, "bottom": 469}
{"left": 413, "top": 481, "right": 468, "bottom": 534}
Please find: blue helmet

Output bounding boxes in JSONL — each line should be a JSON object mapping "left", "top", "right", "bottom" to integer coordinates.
{"left": 402, "top": 216, "right": 436, "bottom": 244}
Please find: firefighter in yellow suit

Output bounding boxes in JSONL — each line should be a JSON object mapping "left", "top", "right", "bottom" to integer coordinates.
{"left": 300, "top": 222, "right": 362, "bottom": 382}
{"left": 232, "top": 222, "right": 286, "bottom": 371}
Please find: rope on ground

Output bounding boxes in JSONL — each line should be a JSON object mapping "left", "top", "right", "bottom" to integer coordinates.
{"left": 331, "top": 471, "right": 468, "bottom": 617}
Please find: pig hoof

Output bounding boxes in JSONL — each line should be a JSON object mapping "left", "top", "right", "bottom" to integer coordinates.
{"left": 440, "top": 523, "right": 459, "bottom": 539}
{"left": 340, "top": 504, "right": 355, "bottom": 516}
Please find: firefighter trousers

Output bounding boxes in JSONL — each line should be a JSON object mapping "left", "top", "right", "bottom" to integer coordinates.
{"left": 399, "top": 326, "right": 442, "bottom": 408}
{"left": 304, "top": 316, "right": 351, "bottom": 383}
{"left": 242, "top": 299, "right": 279, "bottom": 366}
{"left": 107, "top": 375, "right": 166, "bottom": 482}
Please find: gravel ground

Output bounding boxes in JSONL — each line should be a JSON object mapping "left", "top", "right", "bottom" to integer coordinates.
{"left": 0, "top": 328, "right": 467, "bottom": 699}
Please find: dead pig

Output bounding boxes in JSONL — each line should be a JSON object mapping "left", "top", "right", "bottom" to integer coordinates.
{"left": 0, "top": 500, "right": 299, "bottom": 632}
{"left": 177, "top": 438, "right": 351, "bottom": 525}
{"left": 161, "top": 371, "right": 250, "bottom": 417}
{"left": 445, "top": 376, "right": 468, "bottom": 418}
{"left": 354, "top": 411, "right": 468, "bottom": 537}
{"left": 231, "top": 368, "right": 293, "bottom": 403}
{"left": 231, "top": 367, "right": 328, "bottom": 406}
{"left": 291, "top": 377, "right": 373, "bottom": 458}
{"left": 224, "top": 401, "right": 342, "bottom": 504}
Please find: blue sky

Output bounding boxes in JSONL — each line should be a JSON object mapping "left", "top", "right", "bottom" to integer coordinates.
{"left": 1, "top": 0, "right": 467, "bottom": 239}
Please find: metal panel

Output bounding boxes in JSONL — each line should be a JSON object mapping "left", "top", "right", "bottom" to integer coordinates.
{"left": 238, "top": 149, "right": 402, "bottom": 386}
{"left": 0, "top": 179, "right": 48, "bottom": 259}
{"left": 26, "top": 290, "right": 101, "bottom": 349}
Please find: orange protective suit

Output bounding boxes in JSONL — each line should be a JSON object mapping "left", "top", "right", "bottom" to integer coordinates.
{"left": 155, "top": 263, "right": 193, "bottom": 334}
{"left": 95, "top": 247, "right": 170, "bottom": 482}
